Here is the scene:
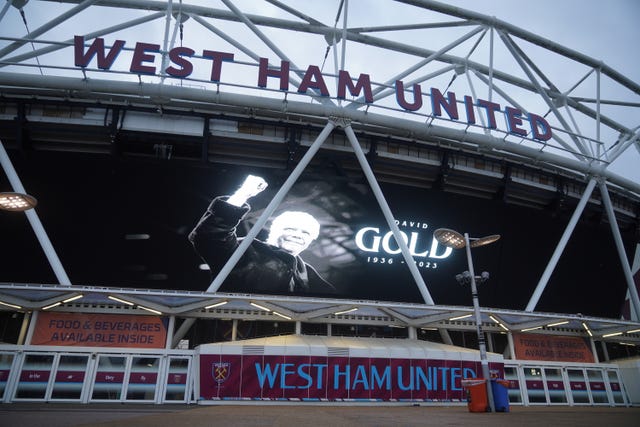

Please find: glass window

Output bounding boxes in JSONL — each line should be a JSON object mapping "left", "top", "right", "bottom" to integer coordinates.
{"left": 50, "top": 355, "right": 89, "bottom": 400}
{"left": 567, "top": 368, "right": 590, "bottom": 404}
{"left": 91, "top": 355, "right": 126, "bottom": 400}
{"left": 0, "top": 353, "right": 15, "bottom": 400}
{"left": 165, "top": 358, "right": 190, "bottom": 402}
{"left": 587, "top": 369, "right": 609, "bottom": 404}
{"left": 607, "top": 370, "right": 626, "bottom": 405}
{"left": 15, "top": 354, "right": 54, "bottom": 399}
{"left": 126, "top": 357, "right": 160, "bottom": 401}
{"left": 544, "top": 368, "right": 567, "bottom": 404}
{"left": 523, "top": 367, "right": 545, "bottom": 403}
{"left": 503, "top": 366, "right": 522, "bottom": 404}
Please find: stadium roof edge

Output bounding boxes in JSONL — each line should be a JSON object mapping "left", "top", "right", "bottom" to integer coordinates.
{"left": 1, "top": 72, "right": 637, "bottom": 197}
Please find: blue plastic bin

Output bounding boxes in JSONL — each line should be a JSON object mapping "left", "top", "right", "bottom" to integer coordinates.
{"left": 490, "top": 379, "right": 510, "bottom": 412}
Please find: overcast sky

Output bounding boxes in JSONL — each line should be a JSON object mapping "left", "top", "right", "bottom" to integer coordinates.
{"left": 390, "top": 0, "right": 640, "bottom": 183}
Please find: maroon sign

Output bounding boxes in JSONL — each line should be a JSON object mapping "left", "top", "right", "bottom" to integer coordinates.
{"left": 199, "top": 354, "right": 503, "bottom": 402}
{"left": 73, "top": 36, "right": 553, "bottom": 142}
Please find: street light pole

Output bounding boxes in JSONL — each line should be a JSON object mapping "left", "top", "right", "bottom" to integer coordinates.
{"left": 433, "top": 228, "right": 500, "bottom": 412}
{"left": 463, "top": 232, "right": 495, "bottom": 413}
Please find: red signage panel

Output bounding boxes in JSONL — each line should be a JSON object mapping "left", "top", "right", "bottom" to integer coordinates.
{"left": 32, "top": 312, "right": 167, "bottom": 349}
{"left": 199, "top": 353, "right": 502, "bottom": 402}
{"left": 512, "top": 333, "right": 595, "bottom": 363}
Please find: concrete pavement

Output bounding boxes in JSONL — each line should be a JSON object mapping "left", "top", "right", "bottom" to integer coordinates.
{"left": 1, "top": 403, "right": 639, "bottom": 426}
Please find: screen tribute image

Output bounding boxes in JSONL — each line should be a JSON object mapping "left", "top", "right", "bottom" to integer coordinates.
{"left": 0, "top": 153, "right": 631, "bottom": 316}
{"left": 183, "top": 165, "right": 629, "bottom": 317}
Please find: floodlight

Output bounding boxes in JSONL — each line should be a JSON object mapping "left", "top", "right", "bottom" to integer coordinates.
{"left": 433, "top": 228, "right": 465, "bottom": 249}
{"left": 0, "top": 192, "right": 37, "bottom": 211}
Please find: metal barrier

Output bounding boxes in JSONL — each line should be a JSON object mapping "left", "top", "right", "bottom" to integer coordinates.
{"left": 1, "top": 346, "right": 194, "bottom": 404}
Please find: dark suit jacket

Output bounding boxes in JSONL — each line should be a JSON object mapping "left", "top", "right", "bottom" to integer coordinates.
{"left": 189, "top": 196, "right": 335, "bottom": 296}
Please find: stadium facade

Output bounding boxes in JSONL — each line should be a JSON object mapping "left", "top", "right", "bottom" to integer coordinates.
{"left": 0, "top": 0, "right": 639, "bottom": 406}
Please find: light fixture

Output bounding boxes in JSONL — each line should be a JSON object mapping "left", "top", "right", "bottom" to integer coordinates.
{"left": 124, "top": 233, "right": 150, "bottom": 240}
{"left": 205, "top": 301, "right": 228, "bottom": 309}
{"left": 433, "top": 228, "right": 501, "bottom": 249}
{"left": 582, "top": 322, "right": 593, "bottom": 337}
{"left": 334, "top": 308, "right": 358, "bottom": 315}
{"left": 108, "top": 296, "right": 135, "bottom": 305}
{"left": 627, "top": 328, "right": 640, "bottom": 334}
{"left": 521, "top": 326, "right": 543, "bottom": 332}
{"left": 433, "top": 228, "right": 466, "bottom": 249}
{"left": 449, "top": 314, "right": 473, "bottom": 321}
{"left": 62, "top": 294, "right": 83, "bottom": 303}
{"left": 546, "top": 321, "right": 569, "bottom": 327}
{"left": 602, "top": 331, "right": 623, "bottom": 338}
{"left": 0, "top": 300, "right": 22, "bottom": 309}
{"left": 469, "top": 234, "right": 501, "bottom": 248}
{"left": 42, "top": 302, "right": 62, "bottom": 310}
{"left": 489, "top": 315, "right": 509, "bottom": 331}
{"left": 107, "top": 295, "right": 161, "bottom": 314}
{"left": 0, "top": 192, "right": 37, "bottom": 211}
{"left": 272, "top": 311, "right": 292, "bottom": 320}
{"left": 137, "top": 305, "right": 162, "bottom": 315}
{"left": 250, "top": 302, "right": 271, "bottom": 312}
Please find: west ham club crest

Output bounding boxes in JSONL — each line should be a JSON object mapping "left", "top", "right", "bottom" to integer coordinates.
{"left": 212, "top": 362, "right": 230, "bottom": 384}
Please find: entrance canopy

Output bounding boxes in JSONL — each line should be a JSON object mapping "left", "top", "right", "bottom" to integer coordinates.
{"left": 2, "top": 282, "right": 639, "bottom": 345}
{"left": 197, "top": 334, "right": 503, "bottom": 363}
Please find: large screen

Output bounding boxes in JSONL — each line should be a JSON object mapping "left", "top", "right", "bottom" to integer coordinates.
{"left": 0, "top": 151, "right": 634, "bottom": 317}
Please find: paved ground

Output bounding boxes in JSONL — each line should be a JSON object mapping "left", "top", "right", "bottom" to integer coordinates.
{"left": 1, "top": 403, "right": 639, "bottom": 427}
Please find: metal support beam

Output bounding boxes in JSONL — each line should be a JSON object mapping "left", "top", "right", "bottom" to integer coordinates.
{"left": 343, "top": 123, "right": 435, "bottom": 305}
{"left": 24, "top": 310, "right": 38, "bottom": 345}
{"left": 0, "top": 0, "right": 98, "bottom": 59}
{"left": 0, "top": 0, "right": 13, "bottom": 23}
{"left": 0, "top": 139, "right": 72, "bottom": 286}
{"left": 498, "top": 30, "right": 590, "bottom": 160}
{"left": 507, "top": 331, "right": 515, "bottom": 360}
{"left": 598, "top": 180, "right": 640, "bottom": 318}
{"left": 171, "top": 318, "right": 194, "bottom": 349}
{"left": 165, "top": 315, "right": 175, "bottom": 349}
{"left": 347, "top": 25, "right": 485, "bottom": 108}
{"left": 2, "top": 12, "right": 165, "bottom": 66}
{"left": 589, "top": 337, "right": 599, "bottom": 363}
{"left": 17, "top": 312, "right": 30, "bottom": 345}
{"left": 526, "top": 177, "right": 597, "bottom": 311}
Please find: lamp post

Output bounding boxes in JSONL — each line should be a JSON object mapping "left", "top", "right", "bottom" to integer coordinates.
{"left": 434, "top": 228, "right": 500, "bottom": 412}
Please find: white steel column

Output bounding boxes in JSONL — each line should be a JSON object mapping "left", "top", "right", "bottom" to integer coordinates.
{"left": 24, "top": 311, "right": 38, "bottom": 344}
{"left": 506, "top": 331, "right": 516, "bottom": 359}
{"left": 598, "top": 180, "right": 640, "bottom": 317}
{"left": 0, "top": 0, "right": 13, "bottom": 23}
{"left": 165, "top": 316, "right": 176, "bottom": 349}
{"left": 343, "top": 123, "right": 435, "bottom": 305}
{"left": 0, "top": 140, "right": 71, "bottom": 285}
{"left": 526, "top": 177, "right": 597, "bottom": 311}
{"left": 232, "top": 319, "right": 238, "bottom": 341}
{"left": 589, "top": 337, "right": 599, "bottom": 363}
{"left": 171, "top": 318, "right": 193, "bottom": 349}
